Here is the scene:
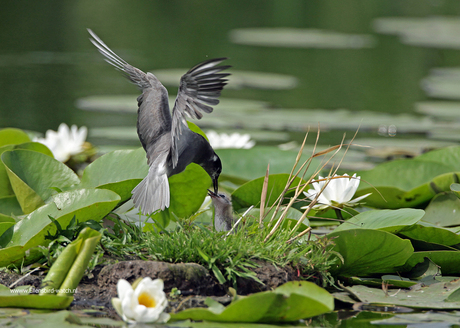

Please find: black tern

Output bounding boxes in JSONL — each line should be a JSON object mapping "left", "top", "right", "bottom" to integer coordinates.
{"left": 208, "top": 190, "right": 234, "bottom": 232}
{"left": 88, "top": 29, "right": 230, "bottom": 214}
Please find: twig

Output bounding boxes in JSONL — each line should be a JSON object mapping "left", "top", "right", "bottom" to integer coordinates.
{"left": 9, "top": 267, "right": 41, "bottom": 289}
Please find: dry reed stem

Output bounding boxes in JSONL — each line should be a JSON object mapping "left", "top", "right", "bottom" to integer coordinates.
{"left": 259, "top": 163, "right": 270, "bottom": 226}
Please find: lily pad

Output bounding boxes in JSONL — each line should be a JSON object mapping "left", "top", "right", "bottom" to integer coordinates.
{"left": 2, "top": 150, "right": 80, "bottom": 214}
{"left": 79, "top": 147, "right": 148, "bottom": 202}
{"left": 399, "top": 221, "right": 460, "bottom": 247}
{"left": 170, "top": 281, "right": 334, "bottom": 322}
{"left": 229, "top": 28, "right": 376, "bottom": 49}
{"left": 151, "top": 69, "right": 298, "bottom": 90}
{"left": 0, "top": 142, "right": 53, "bottom": 198}
{"left": 0, "top": 188, "right": 120, "bottom": 266}
{"left": 231, "top": 174, "right": 305, "bottom": 212}
{"left": 328, "top": 229, "right": 414, "bottom": 277}
{"left": 422, "top": 191, "right": 460, "bottom": 227}
{"left": 415, "top": 101, "right": 460, "bottom": 119}
{"left": 0, "top": 128, "right": 31, "bottom": 147}
{"left": 344, "top": 278, "right": 460, "bottom": 309}
{"left": 403, "top": 251, "right": 460, "bottom": 275}
{"left": 0, "top": 293, "right": 73, "bottom": 310}
{"left": 0, "top": 195, "right": 22, "bottom": 216}
{"left": 332, "top": 208, "right": 424, "bottom": 234}
{"left": 76, "top": 95, "right": 267, "bottom": 114}
{"left": 356, "top": 155, "right": 460, "bottom": 208}
{"left": 217, "top": 147, "right": 320, "bottom": 183}
{"left": 373, "top": 16, "right": 460, "bottom": 49}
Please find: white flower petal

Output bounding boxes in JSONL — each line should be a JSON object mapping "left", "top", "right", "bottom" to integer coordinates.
{"left": 206, "top": 130, "right": 255, "bottom": 149}
{"left": 349, "top": 192, "right": 372, "bottom": 204}
{"left": 33, "top": 123, "right": 87, "bottom": 162}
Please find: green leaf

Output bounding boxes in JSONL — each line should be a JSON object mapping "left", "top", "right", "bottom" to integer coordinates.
{"left": 151, "top": 164, "right": 211, "bottom": 221}
{"left": 57, "top": 228, "right": 102, "bottom": 296}
{"left": 399, "top": 221, "right": 460, "bottom": 246}
{"left": 0, "top": 128, "right": 31, "bottom": 147}
{"left": 217, "top": 147, "right": 319, "bottom": 183}
{"left": 343, "top": 278, "right": 460, "bottom": 309}
{"left": 0, "top": 143, "right": 53, "bottom": 199}
{"left": 328, "top": 229, "right": 414, "bottom": 276}
{"left": 423, "top": 191, "right": 460, "bottom": 227}
{"left": 79, "top": 148, "right": 148, "bottom": 202}
{"left": 2, "top": 150, "right": 80, "bottom": 214}
{"left": 0, "top": 292, "right": 73, "bottom": 309}
{"left": 232, "top": 174, "right": 304, "bottom": 211}
{"left": 415, "top": 146, "right": 460, "bottom": 170}
{"left": 0, "top": 195, "right": 22, "bottom": 216}
{"left": 0, "top": 189, "right": 119, "bottom": 266}
{"left": 170, "top": 281, "right": 333, "bottom": 322}
{"left": 332, "top": 209, "right": 424, "bottom": 234}
{"left": 403, "top": 251, "right": 460, "bottom": 275}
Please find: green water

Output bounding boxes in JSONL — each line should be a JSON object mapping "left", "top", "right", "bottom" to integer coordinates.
{"left": 2, "top": 0, "right": 460, "bottom": 147}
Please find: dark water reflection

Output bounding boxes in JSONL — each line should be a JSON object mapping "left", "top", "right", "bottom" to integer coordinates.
{"left": 1, "top": 0, "right": 460, "bottom": 147}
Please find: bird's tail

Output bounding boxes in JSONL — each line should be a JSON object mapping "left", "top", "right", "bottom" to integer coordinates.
{"left": 132, "top": 168, "right": 170, "bottom": 215}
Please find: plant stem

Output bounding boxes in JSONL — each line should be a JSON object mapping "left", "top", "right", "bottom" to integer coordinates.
{"left": 334, "top": 208, "right": 344, "bottom": 222}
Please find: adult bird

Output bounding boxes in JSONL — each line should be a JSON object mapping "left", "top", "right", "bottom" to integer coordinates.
{"left": 88, "top": 29, "right": 230, "bottom": 214}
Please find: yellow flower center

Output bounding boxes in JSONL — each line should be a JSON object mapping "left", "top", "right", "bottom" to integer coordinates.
{"left": 138, "top": 292, "right": 156, "bottom": 308}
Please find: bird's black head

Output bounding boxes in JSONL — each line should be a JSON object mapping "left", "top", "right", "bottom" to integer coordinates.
{"left": 210, "top": 154, "right": 222, "bottom": 194}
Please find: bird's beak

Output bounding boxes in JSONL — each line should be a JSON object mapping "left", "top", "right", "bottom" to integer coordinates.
{"left": 213, "top": 176, "right": 219, "bottom": 194}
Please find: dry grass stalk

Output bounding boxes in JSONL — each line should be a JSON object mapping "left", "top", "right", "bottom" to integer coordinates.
{"left": 263, "top": 126, "right": 361, "bottom": 243}
{"left": 259, "top": 163, "right": 270, "bottom": 226}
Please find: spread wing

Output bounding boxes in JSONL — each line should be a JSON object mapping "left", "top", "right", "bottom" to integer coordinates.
{"left": 88, "top": 29, "right": 172, "bottom": 165}
{"left": 170, "top": 58, "right": 230, "bottom": 167}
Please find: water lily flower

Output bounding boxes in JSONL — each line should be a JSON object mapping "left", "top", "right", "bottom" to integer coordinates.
{"left": 206, "top": 130, "right": 255, "bottom": 149}
{"left": 112, "top": 277, "right": 170, "bottom": 323}
{"left": 302, "top": 174, "right": 371, "bottom": 210}
{"left": 34, "top": 123, "right": 87, "bottom": 162}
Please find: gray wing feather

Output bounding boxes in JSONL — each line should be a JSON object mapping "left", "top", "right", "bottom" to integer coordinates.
{"left": 88, "top": 29, "right": 172, "bottom": 164}
{"left": 170, "top": 58, "right": 230, "bottom": 167}
{"left": 88, "top": 29, "right": 151, "bottom": 90}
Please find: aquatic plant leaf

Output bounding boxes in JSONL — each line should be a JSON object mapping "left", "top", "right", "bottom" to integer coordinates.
{"left": 0, "top": 143, "right": 53, "bottom": 198}
{"left": 217, "top": 147, "right": 319, "bottom": 183}
{"left": 147, "top": 164, "right": 211, "bottom": 224}
{"left": 328, "top": 229, "right": 414, "bottom": 277}
{"left": 151, "top": 68, "right": 298, "bottom": 90}
{"left": 0, "top": 189, "right": 119, "bottom": 266}
{"left": 344, "top": 278, "right": 460, "bottom": 309}
{"left": 422, "top": 192, "right": 460, "bottom": 227}
{"left": 79, "top": 147, "right": 148, "bottom": 202}
{"left": 231, "top": 174, "right": 305, "bottom": 211}
{"left": 0, "top": 214, "right": 15, "bottom": 237}
{"left": 403, "top": 251, "right": 460, "bottom": 275}
{"left": 346, "top": 275, "right": 417, "bottom": 288}
{"left": 332, "top": 209, "right": 424, "bottom": 234}
{"left": 416, "top": 146, "right": 460, "bottom": 169}
{"left": 0, "top": 292, "right": 73, "bottom": 310}
{"left": 0, "top": 128, "right": 30, "bottom": 147}
{"left": 244, "top": 206, "right": 309, "bottom": 230}
{"left": 229, "top": 27, "right": 376, "bottom": 49}
{"left": 170, "top": 281, "right": 333, "bottom": 322}
{"left": 399, "top": 221, "right": 460, "bottom": 246}
{"left": 167, "top": 163, "right": 211, "bottom": 218}
{"left": 2, "top": 150, "right": 80, "bottom": 214}
{"left": 0, "top": 195, "right": 22, "bottom": 216}
{"left": 372, "top": 311, "right": 460, "bottom": 326}
{"left": 57, "top": 228, "right": 101, "bottom": 296}
{"left": 356, "top": 161, "right": 460, "bottom": 209}
{"left": 76, "top": 95, "right": 267, "bottom": 114}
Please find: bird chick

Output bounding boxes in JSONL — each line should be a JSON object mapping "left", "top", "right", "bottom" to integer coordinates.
{"left": 208, "top": 190, "right": 235, "bottom": 232}
{"left": 88, "top": 29, "right": 230, "bottom": 214}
